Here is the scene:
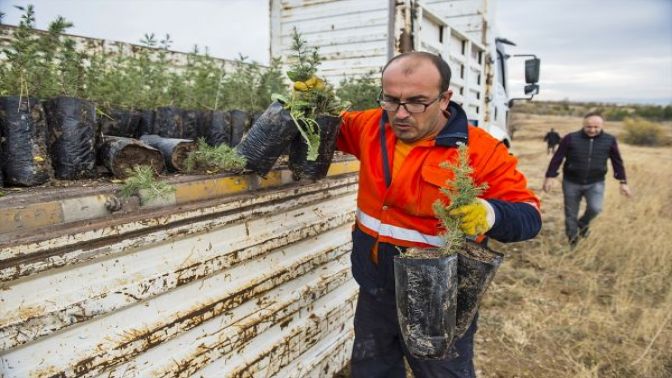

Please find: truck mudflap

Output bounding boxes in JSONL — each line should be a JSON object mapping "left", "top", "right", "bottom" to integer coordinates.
{"left": 0, "top": 159, "right": 359, "bottom": 377}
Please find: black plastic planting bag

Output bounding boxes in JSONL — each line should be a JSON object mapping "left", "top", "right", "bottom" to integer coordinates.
{"left": 235, "top": 102, "right": 297, "bottom": 177}
{"left": 288, "top": 114, "right": 341, "bottom": 181}
{"left": 137, "top": 109, "right": 156, "bottom": 137}
{"left": 44, "top": 96, "right": 97, "bottom": 180}
{"left": 0, "top": 96, "right": 52, "bottom": 186}
{"left": 140, "top": 134, "right": 196, "bottom": 172}
{"left": 455, "top": 242, "right": 503, "bottom": 338}
{"left": 182, "top": 109, "right": 200, "bottom": 140}
{"left": 99, "top": 107, "right": 140, "bottom": 138}
{"left": 98, "top": 136, "right": 165, "bottom": 178}
{"left": 249, "top": 111, "right": 263, "bottom": 129}
{"left": 229, "top": 109, "right": 248, "bottom": 147}
{"left": 155, "top": 106, "right": 184, "bottom": 138}
{"left": 200, "top": 110, "right": 231, "bottom": 146}
{"left": 394, "top": 251, "right": 458, "bottom": 360}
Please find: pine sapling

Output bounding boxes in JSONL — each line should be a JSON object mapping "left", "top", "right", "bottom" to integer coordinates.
{"left": 1, "top": 5, "right": 39, "bottom": 98}
{"left": 403, "top": 145, "right": 487, "bottom": 258}
{"left": 272, "top": 28, "right": 348, "bottom": 161}
{"left": 185, "top": 139, "right": 247, "bottom": 173}
{"left": 119, "top": 165, "right": 175, "bottom": 201}
{"left": 37, "top": 15, "right": 74, "bottom": 98}
{"left": 183, "top": 45, "right": 228, "bottom": 111}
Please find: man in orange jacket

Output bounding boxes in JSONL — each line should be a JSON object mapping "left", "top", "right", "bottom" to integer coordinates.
{"left": 337, "top": 52, "right": 541, "bottom": 377}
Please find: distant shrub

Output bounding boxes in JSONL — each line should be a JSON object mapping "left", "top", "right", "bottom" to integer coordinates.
{"left": 513, "top": 101, "right": 672, "bottom": 122}
{"left": 603, "top": 107, "right": 630, "bottom": 121}
{"left": 633, "top": 104, "right": 672, "bottom": 121}
{"left": 622, "top": 117, "right": 669, "bottom": 146}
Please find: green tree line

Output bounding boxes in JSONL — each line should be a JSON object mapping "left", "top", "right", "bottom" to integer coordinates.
{"left": 513, "top": 100, "right": 672, "bottom": 122}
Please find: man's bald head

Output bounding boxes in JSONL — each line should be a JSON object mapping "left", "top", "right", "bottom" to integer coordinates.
{"left": 381, "top": 52, "right": 452, "bottom": 93}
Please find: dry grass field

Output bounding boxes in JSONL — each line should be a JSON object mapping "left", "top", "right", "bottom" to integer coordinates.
{"left": 475, "top": 113, "right": 672, "bottom": 377}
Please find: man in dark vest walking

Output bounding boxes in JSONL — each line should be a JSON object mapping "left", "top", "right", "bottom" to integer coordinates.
{"left": 543, "top": 128, "right": 561, "bottom": 154}
{"left": 543, "top": 112, "right": 632, "bottom": 246}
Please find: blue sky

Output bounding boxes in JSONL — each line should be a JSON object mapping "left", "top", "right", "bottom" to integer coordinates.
{"left": 1, "top": 0, "right": 671, "bottom": 105}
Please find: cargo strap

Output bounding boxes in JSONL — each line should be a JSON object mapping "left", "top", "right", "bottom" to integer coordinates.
{"left": 379, "top": 112, "right": 392, "bottom": 188}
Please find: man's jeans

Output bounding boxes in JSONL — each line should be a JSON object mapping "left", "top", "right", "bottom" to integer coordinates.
{"left": 562, "top": 179, "right": 605, "bottom": 241}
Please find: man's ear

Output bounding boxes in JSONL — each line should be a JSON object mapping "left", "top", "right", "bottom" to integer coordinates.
{"left": 440, "top": 90, "right": 453, "bottom": 117}
{"left": 442, "top": 89, "right": 453, "bottom": 109}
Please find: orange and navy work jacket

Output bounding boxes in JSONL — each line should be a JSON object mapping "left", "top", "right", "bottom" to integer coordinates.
{"left": 337, "top": 101, "right": 541, "bottom": 249}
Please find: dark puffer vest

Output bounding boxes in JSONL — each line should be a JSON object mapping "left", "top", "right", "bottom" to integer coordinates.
{"left": 563, "top": 130, "right": 616, "bottom": 184}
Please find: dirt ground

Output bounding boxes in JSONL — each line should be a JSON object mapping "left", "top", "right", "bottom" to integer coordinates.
{"left": 474, "top": 113, "right": 671, "bottom": 377}
{"left": 474, "top": 113, "right": 588, "bottom": 377}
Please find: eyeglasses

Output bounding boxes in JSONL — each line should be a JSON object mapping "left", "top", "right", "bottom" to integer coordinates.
{"left": 378, "top": 94, "right": 443, "bottom": 114}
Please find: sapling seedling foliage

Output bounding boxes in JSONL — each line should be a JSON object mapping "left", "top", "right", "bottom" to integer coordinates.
{"left": 402, "top": 145, "right": 488, "bottom": 258}
{"left": 119, "top": 165, "right": 175, "bottom": 201}
{"left": 272, "top": 28, "right": 348, "bottom": 161}
{"left": 185, "top": 138, "right": 247, "bottom": 173}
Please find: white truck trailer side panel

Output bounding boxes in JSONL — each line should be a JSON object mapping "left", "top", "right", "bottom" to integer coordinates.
{"left": 270, "top": 0, "right": 391, "bottom": 84}
{"left": 424, "top": 0, "right": 491, "bottom": 42}
{"left": 0, "top": 165, "right": 359, "bottom": 377}
{"left": 413, "top": 4, "right": 487, "bottom": 126}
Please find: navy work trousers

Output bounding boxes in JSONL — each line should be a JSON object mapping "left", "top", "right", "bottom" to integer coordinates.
{"left": 351, "top": 289, "right": 478, "bottom": 378}
{"left": 349, "top": 226, "right": 477, "bottom": 378}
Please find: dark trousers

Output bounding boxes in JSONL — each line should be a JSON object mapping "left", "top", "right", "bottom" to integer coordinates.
{"left": 562, "top": 179, "right": 605, "bottom": 241}
{"left": 351, "top": 290, "right": 477, "bottom": 378}
{"left": 349, "top": 226, "right": 477, "bottom": 378}
{"left": 547, "top": 143, "right": 558, "bottom": 154}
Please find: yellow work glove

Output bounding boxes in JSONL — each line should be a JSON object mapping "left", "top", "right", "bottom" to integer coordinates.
{"left": 448, "top": 198, "right": 496, "bottom": 236}
{"left": 305, "top": 75, "right": 326, "bottom": 90}
{"left": 293, "top": 75, "right": 325, "bottom": 92}
{"left": 293, "top": 81, "right": 309, "bottom": 91}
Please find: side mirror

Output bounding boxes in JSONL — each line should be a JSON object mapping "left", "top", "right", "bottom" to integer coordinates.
{"left": 525, "top": 58, "right": 540, "bottom": 84}
{"left": 524, "top": 84, "right": 539, "bottom": 95}
{"left": 509, "top": 54, "right": 541, "bottom": 106}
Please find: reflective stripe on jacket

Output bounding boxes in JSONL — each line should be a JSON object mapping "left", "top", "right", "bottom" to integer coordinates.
{"left": 337, "top": 101, "right": 541, "bottom": 249}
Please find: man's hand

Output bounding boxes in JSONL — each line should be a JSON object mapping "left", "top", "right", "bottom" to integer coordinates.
{"left": 620, "top": 183, "right": 632, "bottom": 198}
{"left": 543, "top": 177, "right": 555, "bottom": 193}
{"left": 448, "top": 199, "right": 496, "bottom": 236}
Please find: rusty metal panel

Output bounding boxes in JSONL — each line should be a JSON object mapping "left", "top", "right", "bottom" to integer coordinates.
{"left": 270, "top": 0, "right": 390, "bottom": 84}
{"left": 0, "top": 201, "right": 64, "bottom": 234}
{"left": 0, "top": 161, "right": 360, "bottom": 242}
{"left": 0, "top": 173, "right": 359, "bottom": 377}
{"left": 0, "top": 163, "right": 359, "bottom": 281}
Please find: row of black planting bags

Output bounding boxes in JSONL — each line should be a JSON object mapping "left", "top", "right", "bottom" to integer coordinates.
{"left": 0, "top": 95, "right": 261, "bottom": 187}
